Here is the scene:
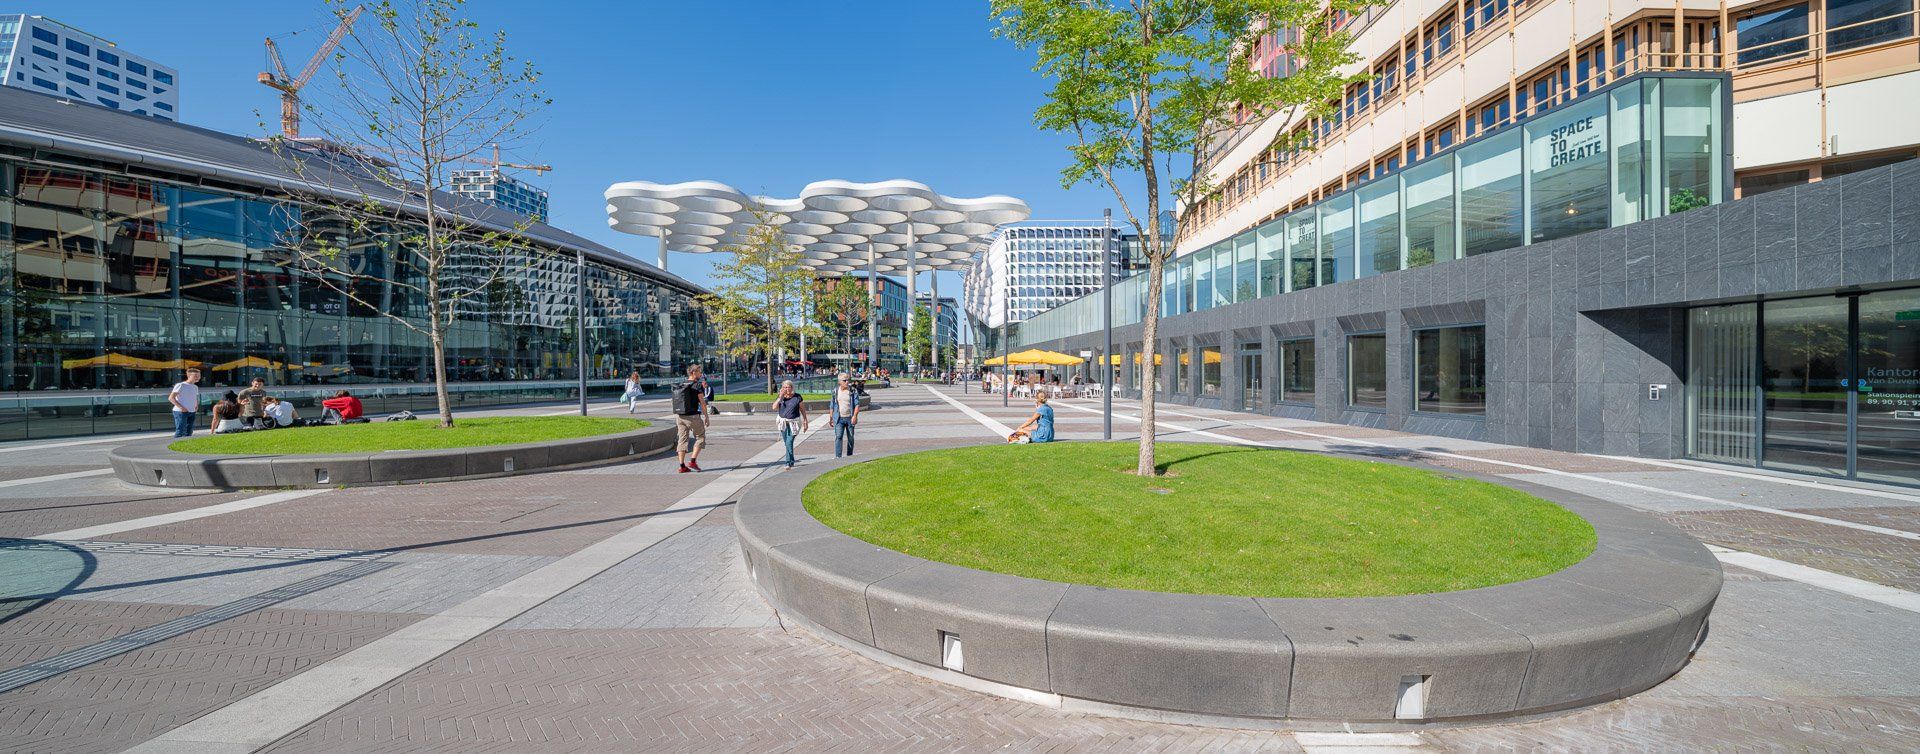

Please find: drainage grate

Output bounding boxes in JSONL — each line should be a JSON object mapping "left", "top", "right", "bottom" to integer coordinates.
{"left": 0, "top": 560, "right": 395, "bottom": 694}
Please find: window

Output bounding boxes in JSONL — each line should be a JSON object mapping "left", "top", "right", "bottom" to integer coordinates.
{"left": 125, "top": 59, "right": 147, "bottom": 75}
{"left": 64, "top": 72, "right": 88, "bottom": 86}
{"left": 1823, "top": 152, "right": 1915, "bottom": 178}
{"left": 1458, "top": 128, "right": 1522, "bottom": 256}
{"left": 127, "top": 78, "right": 147, "bottom": 91}
{"left": 64, "top": 38, "right": 88, "bottom": 55}
{"left": 1403, "top": 157, "right": 1456, "bottom": 266}
{"left": 1661, "top": 78, "right": 1722, "bottom": 215}
{"left": 97, "top": 82, "right": 118, "bottom": 95}
{"left": 30, "top": 26, "right": 56, "bottom": 44}
{"left": 1202, "top": 346, "right": 1222, "bottom": 396}
{"left": 31, "top": 45, "right": 57, "bottom": 60}
{"left": 1736, "top": 4, "right": 1809, "bottom": 65}
{"left": 1826, "top": 0, "right": 1913, "bottom": 52}
{"left": 154, "top": 101, "right": 173, "bottom": 112}
{"left": 154, "top": 70, "right": 174, "bottom": 85}
{"left": 1357, "top": 180, "right": 1401, "bottom": 277}
{"left": 97, "top": 69, "right": 117, "bottom": 81}
{"left": 1319, "top": 194, "right": 1355, "bottom": 283}
{"left": 1415, "top": 326, "right": 1486, "bottom": 414}
{"left": 1527, "top": 97, "right": 1610, "bottom": 242}
{"left": 30, "top": 76, "right": 55, "bottom": 90}
{"left": 97, "top": 97, "right": 117, "bottom": 109}
{"left": 67, "top": 57, "right": 89, "bottom": 72}
{"left": 1348, "top": 334, "right": 1388, "bottom": 409}
{"left": 1281, "top": 338, "right": 1316, "bottom": 403}
{"left": 1738, "top": 169, "right": 1808, "bottom": 197}
{"left": 1172, "top": 347, "right": 1190, "bottom": 393}
{"left": 96, "top": 49, "right": 119, "bottom": 66}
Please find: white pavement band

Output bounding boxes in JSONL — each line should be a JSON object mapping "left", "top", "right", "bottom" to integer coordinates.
{"left": 0, "top": 468, "right": 112, "bottom": 489}
{"left": 38, "top": 490, "right": 326, "bottom": 540}
{"left": 1710, "top": 546, "right": 1920, "bottom": 614}
{"left": 924, "top": 386, "right": 1015, "bottom": 437}
{"left": 131, "top": 422, "right": 825, "bottom": 753}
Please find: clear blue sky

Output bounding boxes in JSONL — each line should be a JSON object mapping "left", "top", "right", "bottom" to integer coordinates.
{"left": 20, "top": 0, "right": 1122, "bottom": 294}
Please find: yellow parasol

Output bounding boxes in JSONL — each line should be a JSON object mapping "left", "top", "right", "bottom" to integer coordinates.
{"left": 210, "top": 356, "right": 303, "bottom": 371}
{"left": 61, "top": 353, "right": 181, "bottom": 371}
{"left": 982, "top": 349, "right": 1084, "bottom": 367}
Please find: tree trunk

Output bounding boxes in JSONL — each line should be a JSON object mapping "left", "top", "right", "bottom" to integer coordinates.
{"left": 428, "top": 282, "right": 453, "bottom": 429}
{"left": 1136, "top": 73, "right": 1162, "bottom": 476}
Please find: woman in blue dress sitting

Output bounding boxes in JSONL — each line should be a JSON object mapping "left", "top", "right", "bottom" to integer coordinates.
{"left": 1007, "top": 391, "right": 1055, "bottom": 444}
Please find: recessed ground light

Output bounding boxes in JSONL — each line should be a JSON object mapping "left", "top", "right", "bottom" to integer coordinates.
{"left": 153, "top": 469, "right": 166, "bottom": 485}
{"left": 503, "top": 456, "right": 515, "bottom": 472}
{"left": 940, "top": 632, "right": 964, "bottom": 673}
{"left": 1395, "top": 674, "right": 1429, "bottom": 719}
{"left": 315, "top": 468, "right": 329, "bottom": 485}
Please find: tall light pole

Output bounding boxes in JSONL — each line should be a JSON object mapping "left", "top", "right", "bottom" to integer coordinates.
{"left": 1102, "top": 209, "right": 1113, "bottom": 441}
{"left": 1001, "top": 284, "right": 1010, "bottom": 408}
{"left": 576, "top": 248, "right": 588, "bottom": 416}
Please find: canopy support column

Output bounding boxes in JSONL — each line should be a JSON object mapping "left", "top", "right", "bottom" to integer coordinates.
{"left": 930, "top": 271, "right": 940, "bottom": 376}
{"left": 866, "top": 242, "right": 878, "bottom": 371}
{"left": 657, "top": 232, "right": 672, "bottom": 375}
{"left": 905, "top": 226, "right": 917, "bottom": 374}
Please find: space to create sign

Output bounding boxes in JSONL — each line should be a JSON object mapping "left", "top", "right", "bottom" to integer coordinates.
{"left": 1530, "top": 110, "right": 1607, "bottom": 174}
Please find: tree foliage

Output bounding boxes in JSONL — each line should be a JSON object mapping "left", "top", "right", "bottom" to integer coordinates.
{"left": 905, "top": 305, "right": 934, "bottom": 371}
{"left": 701, "top": 207, "right": 818, "bottom": 393}
{"left": 270, "top": 0, "right": 549, "bottom": 428}
{"left": 992, "top": 0, "right": 1372, "bottom": 474}
{"left": 817, "top": 276, "right": 872, "bottom": 370}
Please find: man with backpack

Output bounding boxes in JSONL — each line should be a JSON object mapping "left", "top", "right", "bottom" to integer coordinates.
{"left": 672, "top": 364, "right": 710, "bottom": 473}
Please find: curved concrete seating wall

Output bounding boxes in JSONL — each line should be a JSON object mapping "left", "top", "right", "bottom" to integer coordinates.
{"left": 710, "top": 395, "right": 871, "bottom": 415}
{"left": 110, "top": 425, "right": 674, "bottom": 489}
{"left": 735, "top": 450, "right": 1721, "bottom": 725}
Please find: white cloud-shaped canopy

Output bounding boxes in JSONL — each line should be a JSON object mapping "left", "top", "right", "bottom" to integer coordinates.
{"left": 605, "top": 179, "right": 1030, "bottom": 274}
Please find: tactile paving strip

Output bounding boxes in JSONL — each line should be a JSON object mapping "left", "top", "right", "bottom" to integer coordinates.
{"left": 20, "top": 539, "right": 386, "bottom": 562}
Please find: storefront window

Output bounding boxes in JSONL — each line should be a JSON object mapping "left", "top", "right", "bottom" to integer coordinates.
{"left": 1319, "top": 194, "right": 1355, "bottom": 284}
{"left": 1358, "top": 180, "right": 1401, "bottom": 277}
{"left": 1415, "top": 325, "right": 1486, "bottom": 414}
{"left": 1235, "top": 232, "right": 1258, "bottom": 301}
{"left": 1286, "top": 210, "right": 1318, "bottom": 291}
{"left": 1281, "top": 338, "right": 1315, "bottom": 403}
{"left": 1172, "top": 346, "right": 1189, "bottom": 393}
{"left": 1528, "top": 96, "right": 1610, "bottom": 243}
{"left": 1660, "top": 78, "right": 1722, "bottom": 216}
{"left": 1202, "top": 345, "right": 1222, "bottom": 396}
{"left": 1458, "top": 128, "right": 1522, "bottom": 256}
{"left": 1348, "top": 333, "right": 1388, "bottom": 409}
{"left": 1402, "top": 157, "right": 1455, "bottom": 267}
{"left": 1257, "top": 222, "right": 1284, "bottom": 297}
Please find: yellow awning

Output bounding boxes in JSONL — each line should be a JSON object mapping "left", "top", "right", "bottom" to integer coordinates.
{"left": 210, "top": 356, "right": 303, "bottom": 371}
{"left": 983, "top": 349, "right": 1084, "bottom": 367}
{"left": 61, "top": 353, "right": 181, "bottom": 371}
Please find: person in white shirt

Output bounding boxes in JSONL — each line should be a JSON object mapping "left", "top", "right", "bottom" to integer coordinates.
{"left": 263, "top": 397, "right": 299, "bottom": 428}
{"left": 168, "top": 368, "right": 202, "bottom": 438}
{"left": 622, "top": 371, "right": 643, "bottom": 414}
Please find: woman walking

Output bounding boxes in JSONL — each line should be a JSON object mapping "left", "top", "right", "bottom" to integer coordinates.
{"left": 622, "top": 371, "right": 643, "bottom": 413}
{"left": 773, "top": 380, "right": 809, "bottom": 468}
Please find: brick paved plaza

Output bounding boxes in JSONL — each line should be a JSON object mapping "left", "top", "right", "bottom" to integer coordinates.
{"left": 2, "top": 386, "right": 1918, "bottom": 751}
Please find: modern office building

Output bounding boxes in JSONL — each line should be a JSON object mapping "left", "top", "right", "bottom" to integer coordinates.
{"left": 0, "top": 15, "right": 179, "bottom": 121}
{"left": 0, "top": 86, "right": 715, "bottom": 440}
{"left": 915, "top": 292, "right": 961, "bottom": 354}
{"left": 1005, "top": 2, "right": 1920, "bottom": 486}
{"left": 450, "top": 169, "right": 550, "bottom": 222}
{"left": 964, "top": 223, "right": 1136, "bottom": 331}
{"left": 814, "top": 273, "right": 910, "bottom": 371}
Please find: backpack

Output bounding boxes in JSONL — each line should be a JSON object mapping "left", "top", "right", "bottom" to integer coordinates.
{"left": 671, "top": 381, "right": 704, "bottom": 416}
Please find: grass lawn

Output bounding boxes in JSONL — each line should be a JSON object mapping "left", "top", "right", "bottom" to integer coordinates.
{"left": 169, "top": 416, "right": 647, "bottom": 455}
{"left": 713, "top": 393, "right": 829, "bottom": 402}
{"left": 804, "top": 442, "right": 1595, "bottom": 598}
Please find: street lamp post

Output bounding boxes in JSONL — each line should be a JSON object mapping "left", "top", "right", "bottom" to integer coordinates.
{"left": 1102, "top": 209, "right": 1113, "bottom": 441}
{"left": 576, "top": 248, "right": 587, "bottom": 417}
{"left": 1001, "top": 287, "right": 1010, "bottom": 408}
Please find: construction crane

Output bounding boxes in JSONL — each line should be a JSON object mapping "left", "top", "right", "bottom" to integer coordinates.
{"left": 479, "top": 143, "right": 552, "bottom": 176}
{"left": 258, "top": 5, "right": 364, "bottom": 139}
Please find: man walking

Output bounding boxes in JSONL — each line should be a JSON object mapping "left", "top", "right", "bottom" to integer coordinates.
{"left": 168, "top": 367, "right": 202, "bottom": 438}
{"left": 673, "top": 365, "right": 710, "bottom": 473}
{"left": 830, "top": 372, "right": 860, "bottom": 458}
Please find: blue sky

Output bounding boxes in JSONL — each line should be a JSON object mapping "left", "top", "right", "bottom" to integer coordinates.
{"left": 23, "top": 0, "right": 1121, "bottom": 293}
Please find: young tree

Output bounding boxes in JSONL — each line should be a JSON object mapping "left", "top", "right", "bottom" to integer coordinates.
{"left": 993, "top": 0, "right": 1371, "bottom": 475}
{"left": 904, "top": 304, "right": 934, "bottom": 373}
{"left": 272, "top": 0, "right": 548, "bottom": 428}
{"left": 818, "top": 276, "right": 871, "bottom": 372}
{"left": 705, "top": 207, "right": 817, "bottom": 394}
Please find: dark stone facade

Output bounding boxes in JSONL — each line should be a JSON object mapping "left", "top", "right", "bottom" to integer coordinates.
{"left": 1024, "top": 159, "right": 1920, "bottom": 458}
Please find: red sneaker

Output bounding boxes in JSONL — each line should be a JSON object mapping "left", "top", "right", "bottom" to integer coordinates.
{"left": 678, "top": 464, "right": 690, "bottom": 473}
{"left": 688, "top": 459, "right": 702, "bottom": 471}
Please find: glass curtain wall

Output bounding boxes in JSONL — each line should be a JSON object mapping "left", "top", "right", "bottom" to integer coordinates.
{"left": 1, "top": 157, "right": 710, "bottom": 393}
{"left": 1008, "top": 75, "right": 1727, "bottom": 353}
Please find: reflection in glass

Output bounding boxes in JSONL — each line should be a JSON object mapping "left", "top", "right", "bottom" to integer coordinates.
{"left": 1257, "top": 222, "right": 1284, "bottom": 297}
{"left": 1661, "top": 78, "right": 1721, "bottom": 215}
{"left": 1737, "top": 4, "right": 1810, "bottom": 64}
{"left": 1281, "top": 338, "right": 1315, "bottom": 403}
{"left": 1202, "top": 346, "right": 1222, "bottom": 396}
{"left": 1826, "top": 0, "right": 1913, "bottom": 52}
{"left": 1172, "top": 346, "right": 1189, "bottom": 393}
{"left": 1348, "top": 333, "right": 1388, "bottom": 409}
{"left": 1856, "top": 289, "right": 1920, "bottom": 485}
{"left": 1286, "top": 210, "right": 1318, "bottom": 291}
{"left": 1688, "top": 303, "right": 1759, "bottom": 464}
{"left": 1402, "top": 158, "right": 1455, "bottom": 267}
{"left": 1528, "top": 97, "right": 1610, "bottom": 243}
{"left": 1358, "top": 180, "right": 1401, "bottom": 277}
{"left": 1610, "top": 83, "right": 1650, "bottom": 225}
{"left": 1458, "top": 129, "right": 1522, "bottom": 256}
{"left": 1415, "top": 326, "right": 1486, "bottom": 414}
{"left": 1762, "top": 297, "right": 1850, "bottom": 477}
{"left": 1320, "top": 195, "right": 1354, "bottom": 285}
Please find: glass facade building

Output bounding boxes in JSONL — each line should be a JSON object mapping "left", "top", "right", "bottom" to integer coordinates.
{"left": 1010, "top": 75, "right": 1728, "bottom": 348}
{"left": 0, "top": 86, "right": 713, "bottom": 438}
{"left": 0, "top": 14, "right": 180, "bottom": 120}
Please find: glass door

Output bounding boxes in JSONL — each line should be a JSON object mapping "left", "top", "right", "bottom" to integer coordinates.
{"left": 1240, "top": 345, "right": 1264, "bottom": 411}
{"left": 1761, "top": 297, "right": 1851, "bottom": 477}
{"left": 1688, "top": 304, "right": 1758, "bottom": 464}
{"left": 1856, "top": 290, "right": 1920, "bottom": 485}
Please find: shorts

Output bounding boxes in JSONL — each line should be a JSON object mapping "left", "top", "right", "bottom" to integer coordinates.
{"left": 675, "top": 414, "right": 707, "bottom": 452}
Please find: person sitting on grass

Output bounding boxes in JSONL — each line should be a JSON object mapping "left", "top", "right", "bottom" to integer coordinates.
{"left": 1006, "top": 391, "right": 1055, "bottom": 444}
{"left": 319, "top": 389, "right": 364, "bottom": 423}
{"left": 211, "top": 391, "right": 246, "bottom": 434}
{"left": 262, "top": 396, "right": 299, "bottom": 428}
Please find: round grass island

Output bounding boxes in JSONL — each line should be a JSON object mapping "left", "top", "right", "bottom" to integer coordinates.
{"left": 111, "top": 416, "right": 672, "bottom": 489}
{"left": 736, "top": 442, "right": 1721, "bottom": 727}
